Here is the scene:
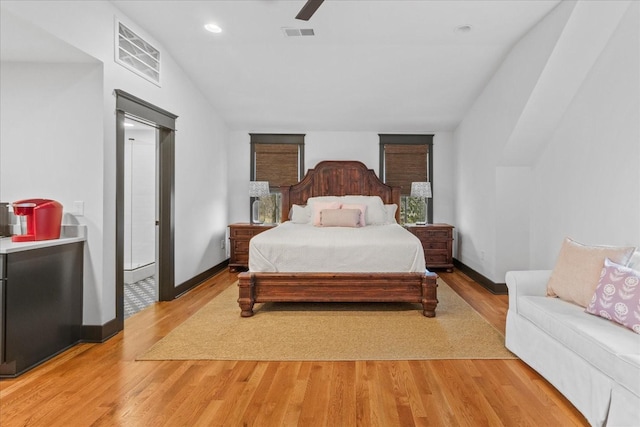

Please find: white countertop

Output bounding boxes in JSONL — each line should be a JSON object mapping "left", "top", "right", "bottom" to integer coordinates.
{"left": 0, "top": 225, "right": 87, "bottom": 254}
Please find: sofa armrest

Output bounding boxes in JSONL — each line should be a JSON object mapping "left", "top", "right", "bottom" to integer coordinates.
{"left": 506, "top": 270, "right": 552, "bottom": 314}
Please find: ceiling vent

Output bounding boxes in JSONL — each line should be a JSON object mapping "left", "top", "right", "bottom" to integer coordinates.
{"left": 282, "top": 27, "right": 315, "bottom": 37}
{"left": 115, "top": 21, "right": 160, "bottom": 86}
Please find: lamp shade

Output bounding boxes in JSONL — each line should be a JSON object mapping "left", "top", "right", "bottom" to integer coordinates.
{"left": 410, "top": 182, "right": 432, "bottom": 198}
{"left": 249, "top": 181, "right": 270, "bottom": 197}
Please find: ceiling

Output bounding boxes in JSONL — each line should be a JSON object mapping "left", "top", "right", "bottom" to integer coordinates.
{"left": 109, "top": 0, "right": 561, "bottom": 132}
{"left": 0, "top": 8, "right": 97, "bottom": 64}
{"left": 2, "top": 1, "right": 561, "bottom": 132}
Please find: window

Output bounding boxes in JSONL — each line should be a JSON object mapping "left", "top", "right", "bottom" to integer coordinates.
{"left": 379, "top": 134, "right": 434, "bottom": 224}
{"left": 250, "top": 134, "right": 305, "bottom": 222}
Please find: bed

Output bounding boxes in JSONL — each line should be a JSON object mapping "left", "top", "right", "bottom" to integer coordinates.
{"left": 237, "top": 160, "right": 438, "bottom": 317}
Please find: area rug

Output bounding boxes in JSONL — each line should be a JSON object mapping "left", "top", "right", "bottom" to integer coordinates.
{"left": 137, "top": 279, "right": 515, "bottom": 361}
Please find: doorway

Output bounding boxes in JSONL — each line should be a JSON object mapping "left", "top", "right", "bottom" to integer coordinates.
{"left": 123, "top": 118, "right": 158, "bottom": 318}
{"left": 115, "top": 90, "right": 177, "bottom": 330}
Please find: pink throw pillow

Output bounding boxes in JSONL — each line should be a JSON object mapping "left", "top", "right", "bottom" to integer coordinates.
{"left": 319, "top": 209, "right": 361, "bottom": 227}
{"left": 585, "top": 258, "right": 640, "bottom": 334}
{"left": 546, "top": 237, "right": 636, "bottom": 307}
{"left": 341, "top": 203, "right": 367, "bottom": 226}
{"left": 312, "top": 202, "right": 341, "bottom": 226}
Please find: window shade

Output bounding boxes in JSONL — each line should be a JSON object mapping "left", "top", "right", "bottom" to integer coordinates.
{"left": 383, "top": 144, "right": 429, "bottom": 195}
{"left": 254, "top": 143, "right": 299, "bottom": 187}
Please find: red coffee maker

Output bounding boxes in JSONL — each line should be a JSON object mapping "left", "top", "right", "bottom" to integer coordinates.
{"left": 11, "top": 199, "right": 63, "bottom": 242}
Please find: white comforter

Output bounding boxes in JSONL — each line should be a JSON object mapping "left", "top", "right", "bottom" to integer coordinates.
{"left": 248, "top": 221, "right": 426, "bottom": 273}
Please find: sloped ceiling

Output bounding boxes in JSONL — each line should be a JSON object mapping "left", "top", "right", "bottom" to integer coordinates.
{"left": 0, "top": 8, "right": 96, "bottom": 63}
{"left": 500, "top": 0, "right": 633, "bottom": 166}
{"left": 110, "top": 0, "right": 561, "bottom": 132}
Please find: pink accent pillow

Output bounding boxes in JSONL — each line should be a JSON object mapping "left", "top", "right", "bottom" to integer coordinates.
{"left": 312, "top": 202, "right": 341, "bottom": 225}
{"left": 319, "top": 209, "right": 361, "bottom": 227}
{"left": 341, "top": 203, "right": 367, "bottom": 226}
{"left": 585, "top": 258, "right": 640, "bottom": 334}
{"left": 546, "top": 237, "right": 636, "bottom": 307}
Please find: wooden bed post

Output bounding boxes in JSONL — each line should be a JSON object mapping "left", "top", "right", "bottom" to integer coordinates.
{"left": 280, "top": 185, "right": 292, "bottom": 223}
{"left": 237, "top": 272, "right": 256, "bottom": 317}
{"left": 422, "top": 272, "right": 438, "bottom": 317}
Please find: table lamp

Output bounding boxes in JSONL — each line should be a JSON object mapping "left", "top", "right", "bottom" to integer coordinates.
{"left": 410, "top": 182, "right": 432, "bottom": 225}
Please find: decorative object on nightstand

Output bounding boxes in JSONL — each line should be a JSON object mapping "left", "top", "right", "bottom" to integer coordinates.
{"left": 228, "top": 223, "right": 276, "bottom": 272}
{"left": 410, "top": 182, "right": 432, "bottom": 225}
{"left": 249, "top": 181, "right": 270, "bottom": 224}
{"left": 405, "top": 223, "right": 454, "bottom": 272}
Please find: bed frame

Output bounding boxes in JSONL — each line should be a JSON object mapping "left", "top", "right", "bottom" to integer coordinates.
{"left": 237, "top": 160, "right": 438, "bottom": 317}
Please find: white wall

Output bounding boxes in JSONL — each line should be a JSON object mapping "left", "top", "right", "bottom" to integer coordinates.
{"left": 227, "top": 131, "right": 455, "bottom": 228}
{"left": 453, "top": 0, "right": 639, "bottom": 282}
{"left": 530, "top": 1, "right": 639, "bottom": 267}
{"left": 123, "top": 128, "right": 156, "bottom": 271}
{"left": 1, "top": 1, "right": 229, "bottom": 325}
{"left": 1, "top": 62, "right": 104, "bottom": 319}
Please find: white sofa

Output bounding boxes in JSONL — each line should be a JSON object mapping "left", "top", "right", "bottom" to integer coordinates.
{"left": 506, "top": 268, "right": 640, "bottom": 426}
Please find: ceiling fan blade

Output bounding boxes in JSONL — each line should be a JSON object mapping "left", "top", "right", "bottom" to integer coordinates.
{"left": 295, "top": 0, "right": 324, "bottom": 21}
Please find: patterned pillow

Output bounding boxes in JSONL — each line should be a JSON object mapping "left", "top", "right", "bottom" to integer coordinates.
{"left": 585, "top": 258, "right": 640, "bottom": 334}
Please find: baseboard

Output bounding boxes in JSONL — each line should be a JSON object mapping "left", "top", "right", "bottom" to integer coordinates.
{"left": 80, "top": 260, "right": 228, "bottom": 342}
{"left": 174, "top": 259, "right": 229, "bottom": 298}
{"left": 81, "top": 318, "right": 122, "bottom": 343}
{"left": 453, "top": 259, "right": 508, "bottom": 295}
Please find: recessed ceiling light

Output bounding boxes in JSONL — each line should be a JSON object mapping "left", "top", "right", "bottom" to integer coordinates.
{"left": 455, "top": 24, "right": 472, "bottom": 34}
{"left": 204, "top": 23, "right": 222, "bottom": 34}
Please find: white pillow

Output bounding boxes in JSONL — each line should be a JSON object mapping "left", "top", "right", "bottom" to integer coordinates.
{"left": 290, "top": 204, "right": 311, "bottom": 224}
{"left": 384, "top": 204, "right": 398, "bottom": 224}
{"left": 341, "top": 196, "right": 387, "bottom": 225}
{"left": 307, "top": 196, "right": 342, "bottom": 207}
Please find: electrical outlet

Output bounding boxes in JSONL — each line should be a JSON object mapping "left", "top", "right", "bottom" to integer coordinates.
{"left": 220, "top": 239, "right": 225, "bottom": 250}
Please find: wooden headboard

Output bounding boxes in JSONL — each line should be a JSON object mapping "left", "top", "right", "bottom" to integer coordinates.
{"left": 280, "top": 160, "right": 401, "bottom": 222}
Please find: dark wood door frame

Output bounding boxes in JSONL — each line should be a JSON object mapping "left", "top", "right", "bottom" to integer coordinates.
{"left": 115, "top": 90, "right": 177, "bottom": 329}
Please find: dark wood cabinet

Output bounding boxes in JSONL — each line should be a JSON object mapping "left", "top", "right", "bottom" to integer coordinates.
{"left": 228, "top": 223, "right": 276, "bottom": 271}
{"left": 0, "top": 242, "right": 84, "bottom": 377}
{"left": 405, "top": 223, "right": 454, "bottom": 272}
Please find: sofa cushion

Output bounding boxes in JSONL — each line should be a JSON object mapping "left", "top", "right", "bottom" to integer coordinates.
{"left": 517, "top": 295, "right": 640, "bottom": 397}
{"left": 585, "top": 258, "right": 640, "bottom": 334}
{"left": 546, "top": 237, "right": 636, "bottom": 307}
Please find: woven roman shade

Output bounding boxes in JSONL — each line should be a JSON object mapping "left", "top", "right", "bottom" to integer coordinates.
{"left": 251, "top": 134, "right": 304, "bottom": 188}
{"left": 254, "top": 143, "right": 299, "bottom": 187}
{"left": 383, "top": 144, "right": 429, "bottom": 195}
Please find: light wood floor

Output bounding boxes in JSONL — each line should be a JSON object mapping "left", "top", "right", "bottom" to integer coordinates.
{"left": 0, "top": 268, "right": 588, "bottom": 426}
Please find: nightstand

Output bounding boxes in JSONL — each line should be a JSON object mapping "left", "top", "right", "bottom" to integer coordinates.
{"left": 228, "top": 223, "right": 276, "bottom": 272}
{"left": 405, "top": 223, "right": 454, "bottom": 272}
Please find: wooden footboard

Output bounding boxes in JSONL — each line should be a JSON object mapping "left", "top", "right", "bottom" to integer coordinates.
{"left": 237, "top": 271, "right": 438, "bottom": 317}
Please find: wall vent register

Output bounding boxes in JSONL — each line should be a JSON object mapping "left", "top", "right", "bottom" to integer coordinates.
{"left": 115, "top": 20, "right": 160, "bottom": 86}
